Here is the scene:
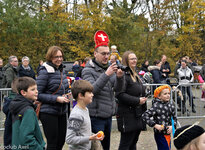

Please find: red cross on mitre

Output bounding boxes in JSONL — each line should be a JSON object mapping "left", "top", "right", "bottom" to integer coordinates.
{"left": 94, "top": 30, "right": 109, "bottom": 49}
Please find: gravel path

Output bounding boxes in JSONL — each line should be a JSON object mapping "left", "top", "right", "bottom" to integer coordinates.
{"left": 1, "top": 119, "right": 205, "bottom": 150}
{"left": 110, "top": 128, "right": 159, "bottom": 150}
{"left": 1, "top": 86, "right": 205, "bottom": 150}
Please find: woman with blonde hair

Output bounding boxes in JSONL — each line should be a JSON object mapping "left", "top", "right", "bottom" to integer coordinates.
{"left": 116, "top": 51, "right": 147, "bottom": 150}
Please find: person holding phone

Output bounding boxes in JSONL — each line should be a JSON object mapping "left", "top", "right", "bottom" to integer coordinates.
{"left": 116, "top": 51, "right": 147, "bottom": 150}
{"left": 36, "top": 46, "right": 70, "bottom": 150}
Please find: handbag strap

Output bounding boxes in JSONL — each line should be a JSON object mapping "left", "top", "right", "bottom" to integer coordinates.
{"left": 35, "top": 71, "right": 63, "bottom": 119}
{"left": 52, "top": 71, "right": 63, "bottom": 95}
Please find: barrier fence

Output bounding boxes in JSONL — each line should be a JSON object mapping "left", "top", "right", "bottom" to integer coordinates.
{"left": 143, "top": 83, "right": 205, "bottom": 127}
{"left": 0, "top": 83, "right": 205, "bottom": 130}
{"left": 173, "top": 83, "right": 205, "bottom": 119}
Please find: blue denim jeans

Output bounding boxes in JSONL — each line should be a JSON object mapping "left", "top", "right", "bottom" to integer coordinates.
{"left": 90, "top": 117, "right": 112, "bottom": 150}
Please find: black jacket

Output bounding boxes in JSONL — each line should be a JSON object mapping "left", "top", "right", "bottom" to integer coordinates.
{"left": 116, "top": 70, "right": 146, "bottom": 133}
{"left": 142, "top": 98, "right": 177, "bottom": 135}
{"left": 36, "top": 62, "right": 69, "bottom": 115}
{"left": 160, "top": 61, "right": 171, "bottom": 79}
{"left": 18, "top": 64, "right": 36, "bottom": 79}
{"left": 148, "top": 66, "right": 163, "bottom": 84}
{"left": 140, "top": 63, "right": 149, "bottom": 72}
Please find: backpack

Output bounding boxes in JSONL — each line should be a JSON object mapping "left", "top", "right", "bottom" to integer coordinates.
{"left": 3, "top": 96, "right": 26, "bottom": 150}
{"left": 3, "top": 97, "right": 12, "bottom": 150}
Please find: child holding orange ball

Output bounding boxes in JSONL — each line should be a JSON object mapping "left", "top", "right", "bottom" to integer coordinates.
{"left": 142, "top": 85, "right": 177, "bottom": 150}
{"left": 66, "top": 80, "right": 104, "bottom": 150}
{"left": 97, "top": 131, "right": 104, "bottom": 138}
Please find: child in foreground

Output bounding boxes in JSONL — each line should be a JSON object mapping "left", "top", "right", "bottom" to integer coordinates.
{"left": 174, "top": 124, "right": 205, "bottom": 150}
{"left": 142, "top": 85, "right": 177, "bottom": 150}
{"left": 66, "top": 80, "right": 104, "bottom": 150}
{"left": 9, "top": 77, "right": 45, "bottom": 150}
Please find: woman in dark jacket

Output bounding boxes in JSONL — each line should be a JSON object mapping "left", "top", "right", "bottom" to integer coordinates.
{"left": 18, "top": 56, "right": 36, "bottom": 79}
{"left": 148, "top": 60, "right": 164, "bottom": 84}
{"left": 140, "top": 60, "right": 149, "bottom": 72}
{"left": 148, "top": 60, "right": 165, "bottom": 92}
{"left": 36, "top": 46, "right": 70, "bottom": 150}
{"left": 116, "top": 51, "right": 147, "bottom": 150}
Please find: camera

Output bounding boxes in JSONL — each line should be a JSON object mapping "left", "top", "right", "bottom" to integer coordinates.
{"left": 116, "top": 62, "right": 130, "bottom": 72}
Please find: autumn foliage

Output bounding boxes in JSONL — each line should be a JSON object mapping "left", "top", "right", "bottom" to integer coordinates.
{"left": 0, "top": 0, "right": 204, "bottom": 70}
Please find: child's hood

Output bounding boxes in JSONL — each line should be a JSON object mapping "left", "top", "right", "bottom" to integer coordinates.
{"left": 9, "top": 94, "right": 35, "bottom": 115}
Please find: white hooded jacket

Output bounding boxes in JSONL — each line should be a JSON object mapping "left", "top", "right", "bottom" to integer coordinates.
{"left": 177, "top": 66, "right": 194, "bottom": 85}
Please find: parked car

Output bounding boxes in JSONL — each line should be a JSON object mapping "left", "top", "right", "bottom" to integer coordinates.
{"left": 63, "top": 61, "right": 75, "bottom": 77}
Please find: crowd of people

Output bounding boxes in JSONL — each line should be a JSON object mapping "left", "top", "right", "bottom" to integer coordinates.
{"left": 0, "top": 30, "right": 205, "bottom": 150}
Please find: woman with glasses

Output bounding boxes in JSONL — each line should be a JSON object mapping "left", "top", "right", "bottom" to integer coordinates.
{"left": 18, "top": 56, "right": 36, "bottom": 79}
{"left": 116, "top": 51, "right": 147, "bottom": 150}
{"left": 2, "top": 56, "right": 18, "bottom": 88}
{"left": 36, "top": 46, "right": 70, "bottom": 150}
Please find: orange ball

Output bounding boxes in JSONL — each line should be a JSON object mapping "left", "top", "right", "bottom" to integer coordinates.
{"left": 97, "top": 131, "right": 104, "bottom": 138}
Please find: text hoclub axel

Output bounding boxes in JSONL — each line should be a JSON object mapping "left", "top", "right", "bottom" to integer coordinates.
{"left": 0, "top": 145, "right": 29, "bottom": 149}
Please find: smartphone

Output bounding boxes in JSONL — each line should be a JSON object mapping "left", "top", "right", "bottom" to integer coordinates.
{"left": 66, "top": 90, "right": 73, "bottom": 101}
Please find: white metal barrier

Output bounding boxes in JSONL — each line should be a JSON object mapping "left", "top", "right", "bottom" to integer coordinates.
{"left": 143, "top": 83, "right": 205, "bottom": 127}
{"left": 173, "top": 83, "right": 205, "bottom": 119}
{"left": 1, "top": 83, "right": 204, "bottom": 130}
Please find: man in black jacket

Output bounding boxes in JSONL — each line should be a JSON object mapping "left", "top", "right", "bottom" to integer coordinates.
{"left": 160, "top": 55, "right": 171, "bottom": 84}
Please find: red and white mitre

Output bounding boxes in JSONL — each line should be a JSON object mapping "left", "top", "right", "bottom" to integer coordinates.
{"left": 94, "top": 30, "right": 109, "bottom": 49}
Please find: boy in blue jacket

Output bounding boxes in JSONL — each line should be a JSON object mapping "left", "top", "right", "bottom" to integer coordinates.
{"left": 9, "top": 77, "right": 45, "bottom": 150}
